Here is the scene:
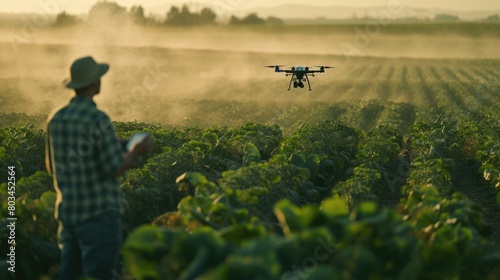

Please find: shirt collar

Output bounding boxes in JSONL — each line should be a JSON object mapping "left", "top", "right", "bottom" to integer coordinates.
{"left": 70, "top": 95, "right": 97, "bottom": 107}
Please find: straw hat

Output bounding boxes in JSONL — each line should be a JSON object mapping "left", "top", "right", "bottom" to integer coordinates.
{"left": 65, "top": 56, "right": 109, "bottom": 89}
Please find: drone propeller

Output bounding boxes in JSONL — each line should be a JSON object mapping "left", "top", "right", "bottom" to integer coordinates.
{"left": 266, "top": 65, "right": 287, "bottom": 73}
{"left": 265, "top": 65, "right": 286, "bottom": 68}
{"left": 314, "top": 66, "right": 335, "bottom": 69}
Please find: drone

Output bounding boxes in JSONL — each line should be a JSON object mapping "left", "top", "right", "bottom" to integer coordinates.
{"left": 265, "top": 65, "right": 334, "bottom": 91}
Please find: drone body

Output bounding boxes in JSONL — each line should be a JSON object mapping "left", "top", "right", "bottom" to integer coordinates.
{"left": 266, "top": 65, "right": 334, "bottom": 91}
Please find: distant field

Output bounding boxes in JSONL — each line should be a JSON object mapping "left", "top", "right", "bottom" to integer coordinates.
{"left": 225, "top": 22, "right": 500, "bottom": 36}
{"left": 1, "top": 22, "right": 500, "bottom": 59}
{"left": 0, "top": 22, "right": 499, "bottom": 128}
{"left": 0, "top": 37, "right": 499, "bottom": 129}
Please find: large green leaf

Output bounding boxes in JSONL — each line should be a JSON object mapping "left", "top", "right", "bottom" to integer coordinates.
{"left": 218, "top": 224, "right": 267, "bottom": 244}
{"left": 38, "top": 191, "right": 56, "bottom": 213}
{"left": 305, "top": 154, "right": 321, "bottom": 174}
{"left": 274, "top": 200, "right": 321, "bottom": 235}
{"left": 123, "top": 225, "right": 172, "bottom": 257}
{"left": 273, "top": 200, "right": 303, "bottom": 236}
{"left": 320, "top": 196, "right": 349, "bottom": 219}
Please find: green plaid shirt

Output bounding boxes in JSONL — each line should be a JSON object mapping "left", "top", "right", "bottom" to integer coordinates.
{"left": 46, "top": 96, "right": 124, "bottom": 225}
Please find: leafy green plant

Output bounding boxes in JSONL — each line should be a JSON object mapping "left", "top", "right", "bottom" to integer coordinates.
{"left": 0, "top": 191, "right": 59, "bottom": 279}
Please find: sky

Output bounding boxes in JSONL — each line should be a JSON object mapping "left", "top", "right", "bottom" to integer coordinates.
{"left": 1, "top": 0, "right": 500, "bottom": 14}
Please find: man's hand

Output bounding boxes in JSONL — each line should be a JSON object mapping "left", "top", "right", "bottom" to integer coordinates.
{"left": 133, "top": 136, "right": 154, "bottom": 155}
{"left": 114, "top": 136, "right": 154, "bottom": 177}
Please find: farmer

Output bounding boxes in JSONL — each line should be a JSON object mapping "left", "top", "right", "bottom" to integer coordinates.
{"left": 45, "top": 56, "right": 153, "bottom": 280}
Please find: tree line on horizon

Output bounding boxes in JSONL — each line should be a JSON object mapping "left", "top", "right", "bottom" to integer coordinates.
{"left": 53, "top": 1, "right": 284, "bottom": 27}
{"left": 51, "top": 1, "right": 500, "bottom": 27}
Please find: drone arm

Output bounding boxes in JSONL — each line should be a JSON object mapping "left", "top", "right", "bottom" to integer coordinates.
{"left": 307, "top": 70, "right": 324, "bottom": 74}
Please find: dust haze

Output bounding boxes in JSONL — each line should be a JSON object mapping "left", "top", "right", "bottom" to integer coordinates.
{"left": 1, "top": 16, "right": 499, "bottom": 127}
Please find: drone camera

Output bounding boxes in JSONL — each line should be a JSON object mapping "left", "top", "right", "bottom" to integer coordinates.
{"left": 297, "top": 81, "right": 304, "bottom": 88}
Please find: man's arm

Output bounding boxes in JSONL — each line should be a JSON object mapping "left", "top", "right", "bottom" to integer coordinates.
{"left": 96, "top": 115, "right": 153, "bottom": 177}
{"left": 113, "top": 137, "right": 153, "bottom": 177}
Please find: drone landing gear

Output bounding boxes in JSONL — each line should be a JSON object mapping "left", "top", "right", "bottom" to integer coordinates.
{"left": 286, "top": 73, "right": 313, "bottom": 91}
{"left": 305, "top": 74, "right": 312, "bottom": 91}
{"left": 287, "top": 74, "right": 295, "bottom": 91}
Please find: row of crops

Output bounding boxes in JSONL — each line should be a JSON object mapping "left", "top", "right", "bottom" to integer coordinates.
{"left": 1, "top": 97, "right": 500, "bottom": 279}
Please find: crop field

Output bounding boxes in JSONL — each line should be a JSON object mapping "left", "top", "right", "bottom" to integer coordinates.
{"left": 1, "top": 22, "right": 500, "bottom": 279}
